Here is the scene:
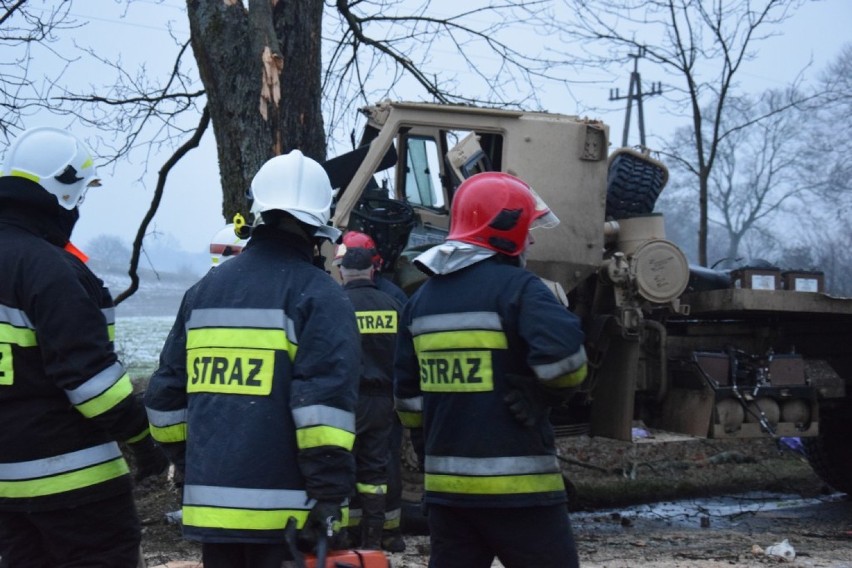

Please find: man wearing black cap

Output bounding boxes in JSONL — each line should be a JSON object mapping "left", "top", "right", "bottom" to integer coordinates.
{"left": 339, "top": 247, "right": 403, "bottom": 550}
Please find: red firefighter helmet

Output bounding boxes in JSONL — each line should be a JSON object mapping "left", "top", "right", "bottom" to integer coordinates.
{"left": 447, "top": 172, "right": 558, "bottom": 256}
{"left": 333, "top": 230, "right": 383, "bottom": 268}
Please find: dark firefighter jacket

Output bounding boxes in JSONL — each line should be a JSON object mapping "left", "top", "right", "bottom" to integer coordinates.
{"left": 394, "top": 255, "right": 588, "bottom": 509}
{"left": 343, "top": 279, "right": 402, "bottom": 394}
{"left": 0, "top": 177, "right": 149, "bottom": 512}
{"left": 144, "top": 226, "right": 361, "bottom": 544}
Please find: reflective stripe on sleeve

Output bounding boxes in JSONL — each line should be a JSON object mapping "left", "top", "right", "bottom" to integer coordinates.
{"left": 292, "top": 405, "right": 355, "bottom": 450}
{"left": 102, "top": 308, "right": 116, "bottom": 342}
{"left": 394, "top": 396, "right": 423, "bottom": 428}
{"left": 0, "top": 442, "right": 128, "bottom": 498}
{"left": 65, "top": 362, "right": 134, "bottom": 418}
{"left": 146, "top": 407, "right": 188, "bottom": 443}
{"left": 532, "top": 346, "right": 588, "bottom": 383}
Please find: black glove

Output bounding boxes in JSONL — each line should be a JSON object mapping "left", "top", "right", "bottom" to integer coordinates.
{"left": 503, "top": 373, "right": 568, "bottom": 428}
{"left": 128, "top": 435, "right": 169, "bottom": 482}
{"left": 299, "top": 500, "right": 342, "bottom": 551}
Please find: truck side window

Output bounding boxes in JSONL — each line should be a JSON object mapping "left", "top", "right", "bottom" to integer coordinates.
{"left": 403, "top": 136, "right": 445, "bottom": 210}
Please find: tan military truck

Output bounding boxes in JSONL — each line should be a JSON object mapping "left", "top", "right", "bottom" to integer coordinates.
{"left": 323, "top": 100, "right": 852, "bottom": 499}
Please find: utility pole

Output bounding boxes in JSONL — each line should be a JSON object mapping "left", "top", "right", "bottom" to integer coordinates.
{"left": 609, "top": 47, "right": 662, "bottom": 148}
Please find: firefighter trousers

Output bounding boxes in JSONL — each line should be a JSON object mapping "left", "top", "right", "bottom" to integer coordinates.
{"left": 426, "top": 503, "right": 579, "bottom": 568}
{"left": 0, "top": 492, "right": 141, "bottom": 568}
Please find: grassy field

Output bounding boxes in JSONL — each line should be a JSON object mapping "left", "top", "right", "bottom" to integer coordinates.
{"left": 115, "top": 315, "right": 176, "bottom": 383}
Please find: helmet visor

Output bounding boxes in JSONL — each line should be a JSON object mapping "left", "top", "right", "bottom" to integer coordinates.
{"left": 529, "top": 186, "right": 559, "bottom": 229}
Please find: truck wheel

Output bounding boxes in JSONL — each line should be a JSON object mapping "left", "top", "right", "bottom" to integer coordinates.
{"left": 803, "top": 401, "right": 852, "bottom": 495}
{"left": 605, "top": 148, "right": 668, "bottom": 220}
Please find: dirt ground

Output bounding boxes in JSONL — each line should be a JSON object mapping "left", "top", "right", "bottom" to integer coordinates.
{"left": 134, "top": 436, "right": 852, "bottom": 567}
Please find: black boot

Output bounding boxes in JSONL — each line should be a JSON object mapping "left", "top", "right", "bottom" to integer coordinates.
{"left": 382, "top": 528, "right": 406, "bottom": 553}
{"left": 360, "top": 493, "right": 386, "bottom": 550}
{"left": 361, "top": 519, "right": 384, "bottom": 550}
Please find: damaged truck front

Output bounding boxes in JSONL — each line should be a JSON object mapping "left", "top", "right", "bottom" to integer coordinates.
{"left": 324, "top": 100, "right": 852, "bottom": 497}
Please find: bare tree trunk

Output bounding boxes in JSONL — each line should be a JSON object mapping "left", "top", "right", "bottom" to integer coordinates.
{"left": 186, "top": 0, "right": 326, "bottom": 225}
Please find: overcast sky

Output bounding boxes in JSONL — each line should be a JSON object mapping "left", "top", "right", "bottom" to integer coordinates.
{"left": 6, "top": 0, "right": 851, "bottom": 258}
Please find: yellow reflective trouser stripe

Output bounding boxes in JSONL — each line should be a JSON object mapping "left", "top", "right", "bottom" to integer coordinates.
{"left": 347, "top": 508, "right": 362, "bottom": 527}
{"left": 296, "top": 425, "right": 355, "bottom": 451}
{"left": 183, "top": 506, "right": 350, "bottom": 531}
{"left": 413, "top": 330, "right": 507, "bottom": 351}
{"left": 383, "top": 508, "right": 401, "bottom": 529}
{"left": 396, "top": 411, "right": 422, "bottom": 428}
{"left": 425, "top": 472, "right": 565, "bottom": 495}
{"left": 150, "top": 423, "right": 187, "bottom": 444}
{"left": 187, "top": 328, "right": 297, "bottom": 361}
{"left": 0, "top": 458, "right": 129, "bottom": 498}
{"left": 547, "top": 362, "right": 588, "bottom": 389}
{"left": 0, "top": 323, "right": 36, "bottom": 347}
{"left": 74, "top": 373, "right": 134, "bottom": 418}
{"left": 356, "top": 482, "right": 387, "bottom": 495}
{"left": 126, "top": 427, "right": 150, "bottom": 444}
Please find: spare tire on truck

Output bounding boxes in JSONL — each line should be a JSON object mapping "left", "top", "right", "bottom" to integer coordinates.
{"left": 605, "top": 148, "right": 669, "bottom": 220}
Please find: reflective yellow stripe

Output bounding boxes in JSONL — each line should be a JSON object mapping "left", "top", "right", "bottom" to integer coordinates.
{"left": 0, "top": 323, "right": 37, "bottom": 347}
{"left": 0, "top": 458, "right": 128, "bottom": 498}
{"left": 126, "top": 428, "right": 150, "bottom": 444}
{"left": 397, "top": 411, "right": 422, "bottom": 428}
{"left": 296, "top": 425, "right": 355, "bottom": 451}
{"left": 150, "top": 423, "right": 187, "bottom": 444}
{"left": 347, "top": 508, "right": 362, "bottom": 527}
{"left": 183, "top": 506, "right": 350, "bottom": 531}
{"left": 184, "top": 505, "right": 308, "bottom": 531}
{"left": 74, "top": 374, "right": 134, "bottom": 418}
{"left": 547, "top": 363, "right": 587, "bottom": 389}
{"left": 74, "top": 373, "right": 133, "bottom": 418}
{"left": 107, "top": 323, "right": 115, "bottom": 342}
{"left": 425, "top": 472, "right": 564, "bottom": 495}
{"left": 187, "top": 328, "right": 297, "bottom": 361}
{"left": 383, "top": 508, "right": 401, "bottom": 530}
{"left": 356, "top": 482, "right": 387, "bottom": 495}
{"left": 9, "top": 169, "right": 39, "bottom": 183}
{"left": 413, "top": 330, "right": 507, "bottom": 351}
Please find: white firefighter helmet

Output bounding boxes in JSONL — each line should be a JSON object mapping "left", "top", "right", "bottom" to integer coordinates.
{"left": 1, "top": 127, "right": 101, "bottom": 210}
{"left": 209, "top": 224, "right": 248, "bottom": 267}
{"left": 248, "top": 149, "right": 340, "bottom": 242}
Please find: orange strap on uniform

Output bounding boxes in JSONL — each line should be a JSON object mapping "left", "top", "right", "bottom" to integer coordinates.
{"left": 63, "top": 241, "right": 89, "bottom": 263}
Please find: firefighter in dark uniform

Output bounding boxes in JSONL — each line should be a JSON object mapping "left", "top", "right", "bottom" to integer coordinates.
{"left": 0, "top": 127, "right": 167, "bottom": 567}
{"left": 144, "top": 150, "right": 361, "bottom": 568}
{"left": 334, "top": 230, "right": 407, "bottom": 552}
{"left": 339, "top": 246, "right": 403, "bottom": 550}
{"left": 394, "top": 172, "right": 588, "bottom": 568}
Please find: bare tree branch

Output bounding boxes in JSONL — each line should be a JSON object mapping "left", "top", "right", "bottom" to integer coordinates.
{"left": 114, "top": 106, "right": 211, "bottom": 305}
